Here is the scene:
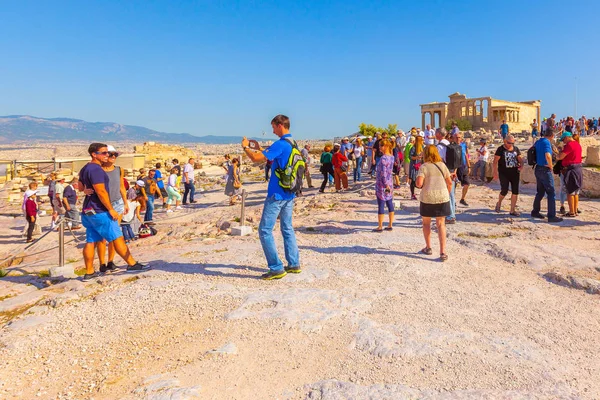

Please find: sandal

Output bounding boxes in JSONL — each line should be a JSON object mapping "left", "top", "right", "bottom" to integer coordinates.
{"left": 494, "top": 202, "right": 501, "bottom": 213}
{"left": 440, "top": 254, "right": 448, "bottom": 262}
{"left": 420, "top": 247, "right": 433, "bottom": 255}
{"left": 564, "top": 213, "right": 576, "bottom": 217}
{"left": 509, "top": 211, "right": 520, "bottom": 217}
{"left": 372, "top": 228, "right": 383, "bottom": 233}
{"left": 384, "top": 226, "right": 393, "bottom": 231}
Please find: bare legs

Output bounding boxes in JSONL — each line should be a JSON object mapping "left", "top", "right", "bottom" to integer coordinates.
{"left": 497, "top": 193, "right": 518, "bottom": 214}
{"left": 422, "top": 216, "right": 447, "bottom": 256}
{"left": 567, "top": 194, "right": 579, "bottom": 215}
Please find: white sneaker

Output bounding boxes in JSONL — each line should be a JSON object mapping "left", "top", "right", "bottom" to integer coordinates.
{"left": 50, "top": 222, "right": 56, "bottom": 230}
{"left": 167, "top": 209, "right": 174, "bottom": 213}
{"left": 176, "top": 206, "right": 183, "bottom": 210}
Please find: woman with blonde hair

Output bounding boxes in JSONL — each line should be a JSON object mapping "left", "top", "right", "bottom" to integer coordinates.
{"left": 374, "top": 139, "right": 395, "bottom": 232}
{"left": 416, "top": 145, "right": 453, "bottom": 261}
{"left": 409, "top": 135, "right": 425, "bottom": 200}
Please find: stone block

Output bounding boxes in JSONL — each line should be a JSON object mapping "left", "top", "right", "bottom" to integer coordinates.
{"left": 231, "top": 225, "right": 252, "bottom": 236}
{"left": 586, "top": 146, "right": 600, "bottom": 166}
{"left": 49, "top": 266, "right": 78, "bottom": 279}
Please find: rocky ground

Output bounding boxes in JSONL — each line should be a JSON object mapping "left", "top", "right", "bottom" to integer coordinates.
{"left": 1, "top": 168, "right": 600, "bottom": 399}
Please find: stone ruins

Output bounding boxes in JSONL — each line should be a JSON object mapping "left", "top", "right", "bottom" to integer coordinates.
{"left": 420, "top": 92, "right": 541, "bottom": 132}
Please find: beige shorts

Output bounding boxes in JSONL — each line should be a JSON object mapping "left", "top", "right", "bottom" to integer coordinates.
{"left": 52, "top": 198, "right": 65, "bottom": 215}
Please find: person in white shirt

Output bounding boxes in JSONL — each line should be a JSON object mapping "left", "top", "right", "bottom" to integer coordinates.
{"left": 300, "top": 144, "right": 314, "bottom": 189}
{"left": 182, "top": 158, "right": 196, "bottom": 204}
{"left": 423, "top": 124, "right": 436, "bottom": 145}
{"left": 165, "top": 167, "right": 183, "bottom": 212}
{"left": 472, "top": 138, "right": 489, "bottom": 182}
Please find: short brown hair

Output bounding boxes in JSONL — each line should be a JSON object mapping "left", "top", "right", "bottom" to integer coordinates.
{"left": 271, "top": 114, "right": 290, "bottom": 129}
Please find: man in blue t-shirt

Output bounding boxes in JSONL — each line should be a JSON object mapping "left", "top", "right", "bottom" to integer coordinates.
{"left": 531, "top": 129, "right": 563, "bottom": 223}
{"left": 78, "top": 143, "right": 149, "bottom": 281}
{"left": 452, "top": 131, "right": 471, "bottom": 208}
{"left": 241, "top": 115, "right": 301, "bottom": 280}
{"left": 500, "top": 120, "right": 509, "bottom": 139}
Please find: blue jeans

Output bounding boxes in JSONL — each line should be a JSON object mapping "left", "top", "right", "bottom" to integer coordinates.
{"left": 183, "top": 182, "right": 195, "bottom": 203}
{"left": 258, "top": 195, "right": 300, "bottom": 273}
{"left": 144, "top": 196, "right": 155, "bottom": 222}
{"left": 447, "top": 180, "right": 456, "bottom": 219}
{"left": 353, "top": 156, "right": 362, "bottom": 182}
{"left": 473, "top": 160, "right": 486, "bottom": 180}
{"left": 532, "top": 166, "right": 556, "bottom": 218}
{"left": 121, "top": 224, "right": 134, "bottom": 241}
{"left": 559, "top": 174, "right": 567, "bottom": 204}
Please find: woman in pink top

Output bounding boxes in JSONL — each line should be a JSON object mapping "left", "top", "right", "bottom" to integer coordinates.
{"left": 557, "top": 132, "right": 583, "bottom": 217}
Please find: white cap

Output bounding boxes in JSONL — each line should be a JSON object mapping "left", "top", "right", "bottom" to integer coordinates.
{"left": 136, "top": 180, "right": 145, "bottom": 187}
{"left": 333, "top": 143, "right": 340, "bottom": 147}
{"left": 342, "top": 137, "right": 349, "bottom": 141}
{"left": 418, "top": 131, "right": 425, "bottom": 137}
{"left": 107, "top": 145, "right": 117, "bottom": 152}
{"left": 25, "top": 189, "right": 37, "bottom": 198}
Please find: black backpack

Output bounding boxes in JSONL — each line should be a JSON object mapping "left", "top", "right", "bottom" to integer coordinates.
{"left": 441, "top": 142, "right": 463, "bottom": 171}
{"left": 527, "top": 146, "right": 537, "bottom": 166}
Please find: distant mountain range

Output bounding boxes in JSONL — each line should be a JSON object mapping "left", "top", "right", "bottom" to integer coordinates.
{"left": 0, "top": 115, "right": 263, "bottom": 144}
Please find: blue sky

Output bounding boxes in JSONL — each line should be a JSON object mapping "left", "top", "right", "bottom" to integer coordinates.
{"left": 1, "top": 0, "right": 599, "bottom": 139}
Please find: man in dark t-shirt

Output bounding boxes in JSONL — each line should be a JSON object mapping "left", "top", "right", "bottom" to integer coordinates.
{"left": 78, "top": 143, "right": 149, "bottom": 281}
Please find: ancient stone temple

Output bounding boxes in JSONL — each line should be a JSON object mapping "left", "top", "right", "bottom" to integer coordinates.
{"left": 420, "top": 92, "right": 541, "bottom": 132}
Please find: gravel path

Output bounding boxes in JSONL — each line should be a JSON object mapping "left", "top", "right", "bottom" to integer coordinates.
{"left": 1, "top": 178, "right": 599, "bottom": 399}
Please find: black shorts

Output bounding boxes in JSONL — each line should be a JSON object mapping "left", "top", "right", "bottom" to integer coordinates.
{"left": 499, "top": 169, "right": 520, "bottom": 196}
{"left": 457, "top": 165, "right": 470, "bottom": 186}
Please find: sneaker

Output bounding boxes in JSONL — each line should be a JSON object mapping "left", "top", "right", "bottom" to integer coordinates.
{"left": 548, "top": 216, "right": 563, "bottom": 223}
{"left": 176, "top": 206, "right": 183, "bottom": 210}
{"left": 261, "top": 270, "right": 287, "bottom": 280}
{"left": 99, "top": 261, "right": 117, "bottom": 274}
{"left": 190, "top": 200, "right": 197, "bottom": 204}
{"left": 127, "top": 262, "right": 151, "bottom": 272}
{"left": 167, "top": 209, "right": 174, "bottom": 213}
{"left": 531, "top": 212, "right": 545, "bottom": 219}
{"left": 460, "top": 199, "right": 469, "bottom": 207}
{"left": 559, "top": 206, "right": 566, "bottom": 215}
{"left": 82, "top": 271, "right": 100, "bottom": 281}
{"left": 50, "top": 222, "right": 57, "bottom": 230}
{"left": 411, "top": 194, "right": 417, "bottom": 200}
{"left": 445, "top": 218, "right": 456, "bottom": 224}
{"left": 284, "top": 266, "right": 302, "bottom": 274}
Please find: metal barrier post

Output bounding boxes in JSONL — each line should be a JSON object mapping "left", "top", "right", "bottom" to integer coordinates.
{"left": 240, "top": 189, "right": 246, "bottom": 227}
{"left": 58, "top": 219, "right": 65, "bottom": 267}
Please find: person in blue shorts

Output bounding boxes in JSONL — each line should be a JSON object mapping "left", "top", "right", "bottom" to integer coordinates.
{"left": 78, "top": 143, "right": 149, "bottom": 281}
{"left": 241, "top": 115, "right": 301, "bottom": 280}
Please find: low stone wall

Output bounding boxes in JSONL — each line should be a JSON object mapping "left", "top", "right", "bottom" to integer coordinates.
{"left": 521, "top": 165, "right": 600, "bottom": 198}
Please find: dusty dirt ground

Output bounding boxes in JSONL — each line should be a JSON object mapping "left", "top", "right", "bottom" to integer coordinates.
{"left": 1, "top": 169, "right": 600, "bottom": 399}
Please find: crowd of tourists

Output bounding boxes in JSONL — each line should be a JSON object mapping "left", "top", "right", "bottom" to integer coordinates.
{"left": 19, "top": 112, "right": 588, "bottom": 281}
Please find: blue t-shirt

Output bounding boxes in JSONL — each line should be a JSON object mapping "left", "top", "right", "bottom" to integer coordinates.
{"left": 262, "top": 134, "right": 295, "bottom": 201}
{"left": 79, "top": 162, "right": 110, "bottom": 213}
{"left": 460, "top": 142, "right": 468, "bottom": 166}
{"left": 500, "top": 124, "right": 509, "bottom": 136}
{"left": 154, "top": 169, "right": 164, "bottom": 189}
{"left": 63, "top": 185, "right": 77, "bottom": 205}
{"left": 535, "top": 137, "right": 552, "bottom": 166}
{"left": 340, "top": 142, "right": 352, "bottom": 157}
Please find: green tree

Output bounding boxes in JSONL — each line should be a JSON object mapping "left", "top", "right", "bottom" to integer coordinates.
{"left": 445, "top": 118, "right": 473, "bottom": 132}
{"left": 358, "top": 122, "right": 399, "bottom": 137}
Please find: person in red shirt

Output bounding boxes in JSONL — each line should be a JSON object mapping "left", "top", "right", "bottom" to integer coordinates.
{"left": 24, "top": 189, "right": 38, "bottom": 243}
{"left": 331, "top": 143, "right": 349, "bottom": 192}
{"left": 557, "top": 132, "right": 583, "bottom": 217}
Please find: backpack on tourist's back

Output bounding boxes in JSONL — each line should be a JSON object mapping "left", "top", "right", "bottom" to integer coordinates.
{"left": 274, "top": 138, "right": 306, "bottom": 194}
{"left": 441, "top": 142, "right": 463, "bottom": 171}
{"left": 527, "top": 146, "right": 537, "bottom": 166}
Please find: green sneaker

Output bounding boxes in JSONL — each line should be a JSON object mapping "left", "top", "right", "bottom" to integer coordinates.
{"left": 284, "top": 266, "right": 302, "bottom": 274}
{"left": 261, "top": 270, "right": 287, "bottom": 280}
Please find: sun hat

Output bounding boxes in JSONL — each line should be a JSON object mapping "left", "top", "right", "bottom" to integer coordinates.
{"left": 342, "top": 137, "right": 349, "bottom": 141}
{"left": 136, "top": 180, "right": 146, "bottom": 187}
{"left": 333, "top": 143, "right": 340, "bottom": 147}
{"left": 25, "top": 189, "right": 37, "bottom": 198}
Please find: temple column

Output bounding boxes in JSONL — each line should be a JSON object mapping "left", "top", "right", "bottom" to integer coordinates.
{"left": 422, "top": 112, "right": 426, "bottom": 130}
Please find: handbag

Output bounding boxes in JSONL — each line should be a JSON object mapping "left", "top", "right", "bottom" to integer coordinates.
{"left": 341, "top": 161, "right": 349, "bottom": 172}
{"left": 233, "top": 180, "right": 242, "bottom": 189}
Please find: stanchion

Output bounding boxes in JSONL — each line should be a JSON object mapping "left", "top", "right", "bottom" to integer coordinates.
{"left": 240, "top": 189, "right": 246, "bottom": 227}
{"left": 58, "top": 219, "right": 65, "bottom": 267}
{"left": 231, "top": 189, "right": 252, "bottom": 236}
